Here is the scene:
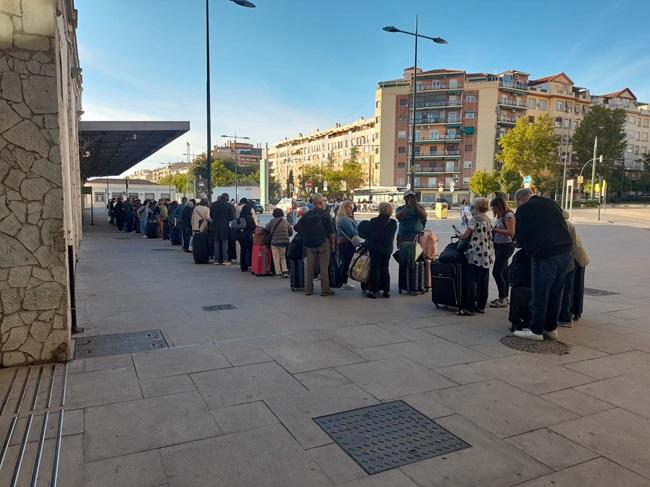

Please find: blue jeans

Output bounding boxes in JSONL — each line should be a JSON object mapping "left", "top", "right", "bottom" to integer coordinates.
{"left": 529, "top": 251, "right": 573, "bottom": 334}
{"left": 140, "top": 218, "right": 147, "bottom": 234}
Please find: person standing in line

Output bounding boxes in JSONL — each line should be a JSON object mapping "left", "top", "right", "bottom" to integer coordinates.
{"left": 137, "top": 200, "right": 151, "bottom": 237}
{"left": 358, "top": 202, "right": 397, "bottom": 299}
{"left": 513, "top": 188, "right": 573, "bottom": 341}
{"left": 265, "top": 208, "right": 293, "bottom": 278}
{"left": 489, "top": 196, "right": 516, "bottom": 308}
{"left": 210, "top": 193, "right": 235, "bottom": 265}
{"left": 558, "top": 210, "right": 589, "bottom": 327}
{"left": 456, "top": 197, "right": 495, "bottom": 316}
{"left": 238, "top": 200, "right": 256, "bottom": 272}
{"left": 191, "top": 198, "right": 210, "bottom": 233}
{"left": 335, "top": 200, "right": 361, "bottom": 291}
{"left": 181, "top": 199, "right": 195, "bottom": 251}
{"left": 395, "top": 191, "right": 427, "bottom": 248}
{"left": 158, "top": 199, "right": 169, "bottom": 239}
{"left": 294, "top": 193, "right": 336, "bottom": 296}
{"left": 108, "top": 197, "right": 116, "bottom": 225}
{"left": 123, "top": 197, "right": 135, "bottom": 232}
{"left": 114, "top": 196, "right": 125, "bottom": 231}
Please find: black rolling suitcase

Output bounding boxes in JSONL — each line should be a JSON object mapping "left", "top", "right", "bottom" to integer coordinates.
{"left": 289, "top": 258, "right": 305, "bottom": 292}
{"left": 170, "top": 225, "right": 182, "bottom": 245}
{"left": 508, "top": 286, "right": 530, "bottom": 331}
{"left": 398, "top": 260, "right": 425, "bottom": 295}
{"left": 192, "top": 232, "right": 210, "bottom": 264}
{"left": 572, "top": 266, "right": 585, "bottom": 321}
{"left": 146, "top": 220, "right": 158, "bottom": 239}
{"left": 430, "top": 261, "right": 462, "bottom": 310}
{"left": 329, "top": 251, "right": 341, "bottom": 289}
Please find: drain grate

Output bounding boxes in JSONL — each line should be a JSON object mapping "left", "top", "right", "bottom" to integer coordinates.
{"left": 584, "top": 288, "right": 619, "bottom": 297}
{"left": 314, "top": 400, "right": 470, "bottom": 474}
{"left": 74, "top": 330, "right": 168, "bottom": 359}
{"left": 500, "top": 336, "right": 572, "bottom": 355}
{"left": 202, "top": 304, "right": 237, "bottom": 312}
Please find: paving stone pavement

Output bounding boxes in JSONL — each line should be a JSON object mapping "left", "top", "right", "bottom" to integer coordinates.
{"left": 51, "top": 217, "right": 650, "bottom": 485}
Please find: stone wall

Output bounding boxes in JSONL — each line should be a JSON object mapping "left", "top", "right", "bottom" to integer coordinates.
{"left": 0, "top": 0, "right": 81, "bottom": 366}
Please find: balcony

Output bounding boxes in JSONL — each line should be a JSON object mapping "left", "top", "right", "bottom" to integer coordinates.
{"left": 496, "top": 114, "right": 518, "bottom": 125}
{"left": 416, "top": 82, "right": 464, "bottom": 93}
{"left": 414, "top": 99, "right": 463, "bottom": 109}
{"left": 414, "top": 150, "right": 461, "bottom": 160}
{"left": 415, "top": 117, "right": 462, "bottom": 125}
{"left": 412, "top": 134, "right": 462, "bottom": 143}
{"left": 497, "top": 99, "right": 527, "bottom": 109}
{"left": 412, "top": 165, "right": 460, "bottom": 175}
{"left": 499, "top": 80, "right": 529, "bottom": 92}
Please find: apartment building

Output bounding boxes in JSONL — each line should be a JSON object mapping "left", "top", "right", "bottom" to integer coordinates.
{"left": 215, "top": 141, "right": 263, "bottom": 167}
{"left": 132, "top": 162, "right": 191, "bottom": 183}
{"left": 592, "top": 88, "right": 650, "bottom": 174}
{"left": 268, "top": 118, "right": 378, "bottom": 194}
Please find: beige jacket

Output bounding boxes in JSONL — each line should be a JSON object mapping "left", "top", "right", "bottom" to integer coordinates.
{"left": 564, "top": 215, "right": 589, "bottom": 267}
{"left": 191, "top": 205, "right": 210, "bottom": 232}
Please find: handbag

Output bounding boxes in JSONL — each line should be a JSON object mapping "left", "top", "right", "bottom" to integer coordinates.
{"left": 264, "top": 219, "right": 282, "bottom": 247}
{"left": 348, "top": 245, "right": 371, "bottom": 284}
{"left": 229, "top": 218, "right": 245, "bottom": 230}
{"left": 438, "top": 237, "right": 467, "bottom": 263}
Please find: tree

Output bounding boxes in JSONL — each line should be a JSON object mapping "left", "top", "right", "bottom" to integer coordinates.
{"left": 497, "top": 115, "right": 559, "bottom": 191}
{"left": 572, "top": 105, "right": 626, "bottom": 184}
{"left": 338, "top": 161, "right": 364, "bottom": 196}
{"left": 469, "top": 170, "right": 499, "bottom": 197}
{"left": 497, "top": 166, "right": 521, "bottom": 198}
{"left": 159, "top": 173, "right": 190, "bottom": 194}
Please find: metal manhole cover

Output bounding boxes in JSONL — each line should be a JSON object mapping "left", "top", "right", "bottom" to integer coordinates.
{"left": 314, "top": 400, "right": 470, "bottom": 474}
{"left": 202, "top": 304, "right": 237, "bottom": 311}
{"left": 74, "top": 330, "right": 168, "bottom": 359}
{"left": 500, "top": 336, "right": 572, "bottom": 355}
{"left": 152, "top": 248, "right": 175, "bottom": 251}
{"left": 584, "top": 288, "right": 619, "bottom": 296}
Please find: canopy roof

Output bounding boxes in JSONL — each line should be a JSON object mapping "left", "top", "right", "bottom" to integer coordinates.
{"left": 79, "top": 121, "right": 190, "bottom": 179}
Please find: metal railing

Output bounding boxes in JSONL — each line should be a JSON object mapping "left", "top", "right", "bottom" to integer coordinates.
{"left": 496, "top": 115, "right": 518, "bottom": 123}
{"left": 497, "top": 99, "right": 527, "bottom": 108}
{"left": 417, "top": 82, "right": 464, "bottom": 91}
{"left": 499, "top": 80, "right": 529, "bottom": 91}
{"left": 414, "top": 99, "right": 463, "bottom": 108}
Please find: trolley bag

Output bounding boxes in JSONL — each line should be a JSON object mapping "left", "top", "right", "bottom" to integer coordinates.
{"left": 572, "top": 266, "right": 585, "bottom": 321}
{"left": 329, "top": 250, "right": 341, "bottom": 288}
{"left": 170, "top": 224, "right": 182, "bottom": 245}
{"left": 509, "top": 286, "right": 530, "bottom": 332}
{"left": 251, "top": 244, "right": 272, "bottom": 276}
{"left": 423, "top": 259, "right": 432, "bottom": 291}
{"left": 430, "top": 261, "right": 462, "bottom": 310}
{"left": 289, "top": 258, "right": 305, "bottom": 292}
{"left": 398, "top": 261, "right": 425, "bottom": 295}
{"left": 253, "top": 227, "right": 268, "bottom": 246}
{"left": 146, "top": 220, "right": 158, "bottom": 239}
{"left": 192, "top": 232, "right": 210, "bottom": 264}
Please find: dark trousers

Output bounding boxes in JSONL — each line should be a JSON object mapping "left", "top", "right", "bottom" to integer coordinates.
{"left": 116, "top": 216, "right": 124, "bottom": 231}
{"left": 214, "top": 237, "right": 229, "bottom": 263}
{"left": 493, "top": 243, "right": 515, "bottom": 299}
{"left": 463, "top": 264, "right": 490, "bottom": 311}
{"left": 368, "top": 251, "right": 391, "bottom": 294}
{"left": 240, "top": 234, "right": 253, "bottom": 271}
{"left": 337, "top": 242, "right": 355, "bottom": 285}
{"left": 559, "top": 266, "right": 577, "bottom": 323}
{"left": 529, "top": 251, "right": 573, "bottom": 334}
{"left": 228, "top": 238, "right": 237, "bottom": 261}
{"left": 162, "top": 221, "right": 169, "bottom": 240}
{"left": 182, "top": 227, "right": 192, "bottom": 251}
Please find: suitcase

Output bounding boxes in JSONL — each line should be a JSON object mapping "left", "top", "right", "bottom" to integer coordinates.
{"left": 192, "top": 232, "right": 210, "bottom": 264}
{"left": 289, "top": 258, "right": 305, "bottom": 292}
{"left": 251, "top": 244, "right": 272, "bottom": 276}
{"left": 170, "top": 225, "right": 182, "bottom": 245}
{"left": 509, "top": 286, "right": 530, "bottom": 331}
{"left": 430, "top": 261, "right": 462, "bottom": 310}
{"left": 330, "top": 251, "right": 341, "bottom": 289}
{"left": 423, "top": 259, "right": 432, "bottom": 291}
{"left": 253, "top": 227, "right": 267, "bottom": 246}
{"left": 146, "top": 221, "right": 158, "bottom": 239}
{"left": 398, "top": 260, "right": 425, "bottom": 295}
{"left": 572, "top": 266, "right": 585, "bottom": 321}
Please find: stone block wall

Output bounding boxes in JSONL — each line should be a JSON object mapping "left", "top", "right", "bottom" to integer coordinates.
{"left": 0, "top": 0, "right": 81, "bottom": 366}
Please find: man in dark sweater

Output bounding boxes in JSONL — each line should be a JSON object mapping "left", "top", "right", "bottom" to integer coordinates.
{"left": 513, "top": 188, "right": 574, "bottom": 341}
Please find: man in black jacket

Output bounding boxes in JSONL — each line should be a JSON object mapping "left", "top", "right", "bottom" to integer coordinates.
{"left": 181, "top": 199, "right": 195, "bottom": 252}
{"left": 210, "top": 193, "right": 235, "bottom": 265}
{"left": 513, "top": 189, "right": 573, "bottom": 341}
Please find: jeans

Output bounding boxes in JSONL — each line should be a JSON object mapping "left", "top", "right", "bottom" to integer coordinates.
{"left": 493, "top": 243, "right": 515, "bottom": 299}
{"left": 337, "top": 242, "right": 355, "bottom": 285}
{"left": 559, "top": 266, "right": 577, "bottom": 323}
{"left": 271, "top": 245, "right": 288, "bottom": 275}
{"left": 213, "top": 238, "right": 229, "bottom": 263}
{"left": 240, "top": 234, "right": 253, "bottom": 271}
{"left": 529, "top": 251, "right": 573, "bottom": 334}
{"left": 182, "top": 227, "right": 192, "bottom": 251}
{"left": 368, "top": 251, "right": 391, "bottom": 293}
{"left": 305, "top": 241, "right": 331, "bottom": 294}
{"left": 140, "top": 218, "right": 148, "bottom": 235}
{"left": 463, "top": 264, "right": 490, "bottom": 311}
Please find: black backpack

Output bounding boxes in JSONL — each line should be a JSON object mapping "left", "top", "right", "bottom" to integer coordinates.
{"left": 509, "top": 249, "right": 531, "bottom": 288}
{"left": 295, "top": 210, "right": 326, "bottom": 248}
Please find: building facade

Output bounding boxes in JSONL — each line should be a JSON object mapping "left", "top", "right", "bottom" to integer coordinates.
{"left": 132, "top": 161, "right": 191, "bottom": 183}
{"left": 268, "top": 118, "right": 378, "bottom": 195}
{"left": 85, "top": 178, "right": 177, "bottom": 213}
{"left": 215, "top": 141, "right": 262, "bottom": 168}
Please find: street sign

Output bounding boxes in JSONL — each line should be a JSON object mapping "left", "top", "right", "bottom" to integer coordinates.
{"left": 305, "top": 180, "right": 313, "bottom": 189}
{"left": 577, "top": 175, "right": 584, "bottom": 185}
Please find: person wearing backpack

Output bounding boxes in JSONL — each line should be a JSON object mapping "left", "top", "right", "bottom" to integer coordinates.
{"left": 265, "top": 208, "right": 293, "bottom": 278}
{"left": 294, "top": 193, "right": 336, "bottom": 296}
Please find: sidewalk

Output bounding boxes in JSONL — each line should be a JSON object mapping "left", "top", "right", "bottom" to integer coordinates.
{"left": 56, "top": 219, "right": 650, "bottom": 486}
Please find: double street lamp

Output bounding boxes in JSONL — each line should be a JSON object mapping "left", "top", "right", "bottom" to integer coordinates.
{"left": 383, "top": 18, "right": 447, "bottom": 195}
{"left": 221, "top": 133, "right": 250, "bottom": 202}
{"left": 205, "top": 0, "right": 255, "bottom": 203}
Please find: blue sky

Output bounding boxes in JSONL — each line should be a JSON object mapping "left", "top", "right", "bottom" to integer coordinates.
{"left": 76, "top": 0, "right": 650, "bottom": 174}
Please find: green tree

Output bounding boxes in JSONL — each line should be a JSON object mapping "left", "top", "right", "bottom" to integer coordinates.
{"left": 497, "top": 166, "right": 521, "bottom": 197}
{"left": 497, "top": 115, "right": 559, "bottom": 191}
{"left": 158, "top": 173, "right": 190, "bottom": 194}
{"left": 572, "top": 105, "right": 627, "bottom": 184}
{"left": 469, "top": 170, "right": 499, "bottom": 197}
{"left": 338, "top": 161, "right": 364, "bottom": 196}
{"left": 348, "top": 146, "right": 360, "bottom": 164}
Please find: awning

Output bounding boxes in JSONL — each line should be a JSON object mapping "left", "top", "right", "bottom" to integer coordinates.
{"left": 79, "top": 121, "right": 190, "bottom": 179}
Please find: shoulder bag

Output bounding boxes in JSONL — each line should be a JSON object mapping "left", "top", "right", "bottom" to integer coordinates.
{"left": 264, "top": 219, "right": 282, "bottom": 247}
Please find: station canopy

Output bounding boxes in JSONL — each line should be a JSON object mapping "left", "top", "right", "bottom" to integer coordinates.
{"left": 79, "top": 121, "right": 190, "bottom": 179}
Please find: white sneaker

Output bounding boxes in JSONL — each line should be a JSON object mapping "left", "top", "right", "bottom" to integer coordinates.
{"left": 342, "top": 284, "right": 354, "bottom": 290}
{"left": 223, "top": 261, "right": 232, "bottom": 266}
{"left": 514, "top": 329, "right": 544, "bottom": 341}
{"left": 544, "top": 330, "right": 559, "bottom": 341}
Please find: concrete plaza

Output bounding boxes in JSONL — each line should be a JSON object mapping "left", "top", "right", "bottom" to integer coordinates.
{"left": 53, "top": 209, "right": 650, "bottom": 486}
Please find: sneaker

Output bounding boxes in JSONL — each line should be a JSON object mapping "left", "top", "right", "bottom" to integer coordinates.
{"left": 458, "top": 309, "right": 474, "bottom": 316}
{"left": 475, "top": 308, "right": 486, "bottom": 314}
{"left": 321, "top": 290, "right": 336, "bottom": 296}
{"left": 544, "top": 330, "right": 559, "bottom": 341}
{"left": 214, "top": 261, "right": 223, "bottom": 265}
{"left": 276, "top": 274, "right": 284, "bottom": 279}
{"left": 558, "top": 321, "right": 573, "bottom": 328}
{"left": 341, "top": 284, "right": 354, "bottom": 290}
{"left": 489, "top": 299, "right": 508, "bottom": 308}
{"left": 514, "top": 329, "right": 544, "bottom": 341}
{"left": 223, "top": 261, "right": 232, "bottom": 266}
{"left": 489, "top": 298, "right": 501, "bottom": 306}
{"left": 366, "top": 292, "right": 378, "bottom": 299}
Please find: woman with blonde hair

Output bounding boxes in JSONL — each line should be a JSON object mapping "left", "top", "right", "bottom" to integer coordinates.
{"left": 335, "top": 200, "right": 361, "bottom": 290}
{"left": 456, "top": 197, "right": 495, "bottom": 315}
{"left": 358, "top": 202, "right": 397, "bottom": 298}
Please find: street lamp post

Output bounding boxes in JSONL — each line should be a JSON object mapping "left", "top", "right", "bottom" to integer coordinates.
{"left": 221, "top": 133, "right": 251, "bottom": 201}
{"left": 590, "top": 136, "right": 598, "bottom": 199}
{"left": 205, "top": 0, "right": 255, "bottom": 203}
{"left": 383, "top": 18, "right": 447, "bottom": 197}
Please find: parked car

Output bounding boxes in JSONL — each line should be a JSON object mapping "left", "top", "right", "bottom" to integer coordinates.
{"left": 250, "top": 199, "right": 264, "bottom": 214}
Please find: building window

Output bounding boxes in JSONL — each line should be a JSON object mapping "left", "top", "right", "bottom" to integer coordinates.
{"left": 397, "top": 177, "right": 406, "bottom": 186}
{"left": 145, "top": 193, "right": 155, "bottom": 200}
{"left": 643, "top": 133, "right": 648, "bottom": 142}
{"left": 564, "top": 119, "right": 571, "bottom": 129}
{"left": 464, "top": 144, "right": 473, "bottom": 152}
{"left": 465, "top": 94, "right": 476, "bottom": 102}
{"left": 528, "top": 98, "right": 536, "bottom": 109}
{"left": 399, "top": 115, "right": 408, "bottom": 122}
{"left": 463, "top": 160, "right": 472, "bottom": 169}
{"left": 555, "top": 101, "right": 564, "bottom": 111}
{"left": 539, "top": 100, "right": 546, "bottom": 110}
{"left": 398, "top": 146, "right": 406, "bottom": 154}
{"left": 630, "top": 116, "right": 636, "bottom": 124}
{"left": 375, "top": 101, "right": 380, "bottom": 108}
{"left": 398, "top": 162, "right": 406, "bottom": 168}
{"left": 465, "top": 112, "right": 475, "bottom": 120}
{"left": 398, "top": 131, "right": 407, "bottom": 139}
{"left": 643, "top": 119, "right": 649, "bottom": 128}
{"left": 555, "top": 117, "right": 563, "bottom": 128}
{"left": 399, "top": 98, "right": 408, "bottom": 106}
{"left": 463, "top": 177, "right": 470, "bottom": 184}
{"left": 94, "top": 192, "right": 105, "bottom": 202}
{"left": 375, "top": 116, "right": 380, "bottom": 123}
{"left": 445, "top": 161, "right": 455, "bottom": 172}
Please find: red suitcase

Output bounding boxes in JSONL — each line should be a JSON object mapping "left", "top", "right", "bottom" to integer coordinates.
{"left": 251, "top": 244, "right": 272, "bottom": 276}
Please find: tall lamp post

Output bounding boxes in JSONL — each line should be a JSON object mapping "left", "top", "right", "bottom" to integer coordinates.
{"left": 221, "top": 133, "right": 251, "bottom": 201}
{"left": 206, "top": 0, "right": 255, "bottom": 203}
{"left": 383, "top": 18, "right": 447, "bottom": 196}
